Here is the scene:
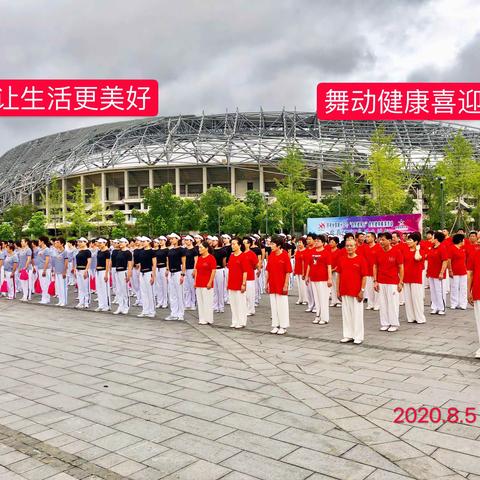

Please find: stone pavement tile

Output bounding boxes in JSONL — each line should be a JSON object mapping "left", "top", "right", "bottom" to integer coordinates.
{"left": 92, "top": 431, "right": 142, "bottom": 451}
{"left": 126, "top": 390, "right": 180, "bottom": 408}
{"left": 437, "top": 422, "right": 480, "bottom": 440}
{"left": 58, "top": 373, "right": 101, "bottom": 386}
{"left": 61, "top": 438, "right": 93, "bottom": 454}
{"left": 130, "top": 378, "right": 183, "bottom": 395}
{"left": 213, "top": 386, "right": 269, "bottom": 405}
{"left": 432, "top": 448, "right": 480, "bottom": 476}
{"left": 372, "top": 441, "right": 425, "bottom": 461}
{"left": 355, "top": 394, "right": 392, "bottom": 408}
{"left": 342, "top": 445, "right": 408, "bottom": 476}
{"left": 15, "top": 404, "right": 54, "bottom": 419}
{"left": 129, "top": 467, "right": 164, "bottom": 480}
{"left": 164, "top": 415, "right": 234, "bottom": 440}
{"left": 317, "top": 405, "right": 357, "bottom": 420}
{"left": 94, "top": 452, "right": 126, "bottom": 469}
{"left": 326, "top": 388, "right": 362, "bottom": 402}
{"left": 0, "top": 450, "right": 29, "bottom": 465}
{"left": 211, "top": 376, "right": 269, "bottom": 391}
{"left": 259, "top": 396, "right": 316, "bottom": 417}
{"left": 164, "top": 432, "right": 239, "bottom": 463}
{"left": 166, "top": 400, "right": 230, "bottom": 422}
{"left": 363, "top": 470, "right": 417, "bottom": 480}
{"left": 282, "top": 446, "right": 376, "bottom": 480}
{"left": 335, "top": 416, "right": 377, "bottom": 432}
{"left": 214, "top": 399, "right": 276, "bottom": 419}
{"left": 221, "top": 451, "right": 311, "bottom": 480}
{"left": 114, "top": 417, "right": 181, "bottom": 442}
{"left": 49, "top": 474, "right": 78, "bottom": 480}
{"left": 67, "top": 423, "right": 115, "bottom": 442}
{"left": 274, "top": 427, "right": 355, "bottom": 456}
{"left": 219, "top": 429, "right": 297, "bottom": 460}
{"left": 143, "top": 449, "right": 197, "bottom": 476}
{"left": 266, "top": 411, "right": 335, "bottom": 435}
{"left": 73, "top": 405, "right": 132, "bottom": 426}
{"left": 221, "top": 472, "right": 259, "bottom": 480}
{"left": 116, "top": 440, "right": 168, "bottom": 462}
{"left": 21, "top": 464, "right": 64, "bottom": 480}
{"left": 162, "top": 459, "right": 230, "bottom": 480}
{"left": 351, "top": 427, "right": 398, "bottom": 445}
{"left": 48, "top": 417, "right": 93, "bottom": 434}
{"left": 109, "top": 459, "right": 147, "bottom": 476}
{"left": 217, "top": 412, "right": 288, "bottom": 437}
{"left": 90, "top": 381, "right": 140, "bottom": 397}
{"left": 29, "top": 410, "right": 72, "bottom": 426}
{"left": 37, "top": 394, "right": 90, "bottom": 412}
{"left": 6, "top": 384, "right": 53, "bottom": 401}
{"left": 44, "top": 433, "right": 78, "bottom": 447}
{"left": 8, "top": 457, "right": 45, "bottom": 474}
{"left": 171, "top": 377, "right": 224, "bottom": 393}
{"left": 254, "top": 384, "right": 297, "bottom": 400}
{"left": 79, "top": 392, "right": 136, "bottom": 410}
{"left": 396, "top": 456, "right": 455, "bottom": 479}
{"left": 76, "top": 445, "right": 109, "bottom": 461}
{"left": 407, "top": 440, "right": 437, "bottom": 456}
{"left": 120, "top": 402, "right": 181, "bottom": 424}
{"left": 136, "top": 370, "right": 183, "bottom": 383}
{"left": 173, "top": 368, "right": 219, "bottom": 382}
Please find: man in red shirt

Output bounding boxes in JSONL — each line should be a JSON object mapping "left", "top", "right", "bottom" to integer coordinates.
{"left": 336, "top": 238, "right": 368, "bottom": 344}
{"left": 303, "top": 233, "right": 317, "bottom": 313}
{"left": 362, "top": 232, "right": 381, "bottom": 311}
{"left": 373, "top": 232, "right": 404, "bottom": 332}
{"left": 467, "top": 249, "right": 480, "bottom": 358}
{"left": 227, "top": 237, "right": 248, "bottom": 329}
{"left": 266, "top": 235, "right": 293, "bottom": 335}
{"left": 242, "top": 237, "right": 260, "bottom": 316}
{"left": 426, "top": 231, "right": 449, "bottom": 315}
{"left": 449, "top": 233, "right": 468, "bottom": 310}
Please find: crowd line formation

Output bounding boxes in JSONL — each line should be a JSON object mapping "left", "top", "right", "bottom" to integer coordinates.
{"left": 1, "top": 228, "right": 480, "bottom": 357}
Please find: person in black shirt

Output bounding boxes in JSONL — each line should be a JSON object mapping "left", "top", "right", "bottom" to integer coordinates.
{"left": 251, "top": 236, "right": 263, "bottom": 306}
{"left": 74, "top": 237, "right": 91, "bottom": 309}
{"left": 221, "top": 234, "right": 232, "bottom": 305}
{"left": 212, "top": 236, "right": 226, "bottom": 313}
{"left": 183, "top": 235, "right": 198, "bottom": 310}
{"left": 154, "top": 236, "right": 169, "bottom": 309}
{"left": 137, "top": 237, "right": 157, "bottom": 318}
{"left": 132, "top": 237, "right": 143, "bottom": 307}
{"left": 110, "top": 239, "right": 119, "bottom": 304}
{"left": 113, "top": 238, "right": 133, "bottom": 315}
{"left": 166, "top": 233, "right": 186, "bottom": 320}
{"left": 95, "top": 238, "right": 111, "bottom": 312}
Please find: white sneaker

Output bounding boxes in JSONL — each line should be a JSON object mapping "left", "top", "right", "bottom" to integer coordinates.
{"left": 305, "top": 307, "right": 313, "bottom": 312}
{"left": 387, "top": 326, "right": 398, "bottom": 332}
{"left": 101, "top": 308, "right": 110, "bottom": 312}
{"left": 277, "top": 328, "right": 286, "bottom": 335}
{"left": 295, "top": 301, "right": 302, "bottom": 305}
{"left": 94, "top": 307, "right": 102, "bottom": 312}
{"left": 366, "top": 306, "right": 373, "bottom": 310}
{"left": 340, "top": 337, "right": 353, "bottom": 343}
{"left": 430, "top": 310, "right": 438, "bottom": 315}
{"left": 353, "top": 339, "right": 363, "bottom": 345}
{"left": 199, "top": 321, "right": 208, "bottom": 325}
{"left": 137, "top": 313, "right": 145, "bottom": 318}
{"left": 165, "top": 315, "right": 177, "bottom": 320}
{"left": 438, "top": 311, "right": 445, "bottom": 315}
{"left": 75, "top": 304, "right": 84, "bottom": 309}
{"left": 329, "top": 303, "right": 335, "bottom": 307}
{"left": 113, "top": 309, "right": 121, "bottom": 315}
{"left": 144, "top": 314, "right": 155, "bottom": 318}
{"left": 373, "top": 306, "right": 380, "bottom": 311}
{"left": 335, "top": 303, "right": 342, "bottom": 308}
{"left": 270, "top": 327, "right": 279, "bottom": 334}
{"left": 312, "top": 317, "right": 319, "bottom": 324}
{"left": 475, "top": 349, "right": 480, "bottom": 359}
{"left": 319, "top": 320, "right": 328, "bottom": 325}
{"left": 177, "top": 317, "right": 184, "bottom": 321}
{"left": 380, "top": 326, "right": 389, "bottom": 331}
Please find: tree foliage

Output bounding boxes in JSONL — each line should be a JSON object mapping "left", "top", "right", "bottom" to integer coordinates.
{"left": 178, "top": 199, "right": 204, "bottom": 232}
{"left": 0, "top": 222, "right": 15, "bottom": 240}
{"left": 1, "top": 204, "right": 36, "bottom": 239}
{"left": 111, "top": 210, "right": 127, "bottom": 239}
{"left": 27, "top": 211, "right": 47, "bottom": 238}
{"left": 221, "top": 202, "right": 252, "bottom": 235}
{"left": 67, "top": 184, "right": 91, "bottom": 237}
{"left": 199, "top": 186, "right": 235, "bottom": 233}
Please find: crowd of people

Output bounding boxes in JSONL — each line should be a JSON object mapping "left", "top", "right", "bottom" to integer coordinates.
{"left": 1, "top": 227, "right": 480, "bottom": 358}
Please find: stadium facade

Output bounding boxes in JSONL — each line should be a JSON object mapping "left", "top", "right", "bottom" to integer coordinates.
{"left": 1, "top": 110, "right": 480, "bottom": 226}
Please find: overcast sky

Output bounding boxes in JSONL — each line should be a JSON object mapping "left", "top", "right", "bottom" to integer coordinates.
{"left": 1, "top": 0, "right": 480, "bottom": 155}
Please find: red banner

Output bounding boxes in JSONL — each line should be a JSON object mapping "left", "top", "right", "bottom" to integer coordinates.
{"left": 0, "top": 79, "right": 158, "bottom": 116}
{"left": 317, "top": 82, "right": 480, "bottom": 120}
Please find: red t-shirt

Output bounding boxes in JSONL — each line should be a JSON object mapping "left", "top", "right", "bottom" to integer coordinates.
{"left": 337, "top": 255, "right": 368, "bottom": 297}
{"left": 308, "top": 248, "right": 332, "bottom": 282}
{"left": 375, "top": 247, "right": 403, "bottom": 284}
{"left": 361, "top": 243, "right": 381, "bottom": 276}
{"left": 467, "top": 249, "right": 480, "bottom": 300}
{"left": 194, "top": 254, "right": 217, "bottom": 288}
{"left": 426, "top": 244, "right": 449, "bottom": 278}
{"left": 294, "top": 249, "right": 306, "bottom": 275}
{"left": 403, "top": 249, "right": 424, "bottom": 284}
{"left": 266, "top": 250, "right": 293, "bottom": 295}
{"left": 449, "top": 245, "right": 467, "bottom": 276}
{"left": 464, "top": 241, "right": 480, "bottom": 263}
{"left": 243, "top": 249, "right": 259, "bottom": 281}
{"left": 419, "top": 239, "right": 433, "bottom": 256}
{"left": 330, "top": 248, "right": 342, "bottom": 272}
{"left": 227, "top": 252, "right": 248, "bottom": 291}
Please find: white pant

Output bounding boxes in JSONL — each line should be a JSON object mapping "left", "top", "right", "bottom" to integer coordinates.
{"left": 306, "top": 280, "right": 315, "bottom": 310}
{"left": 197, "top": 287, "right": 214, "bottom": 324}
{"left": 131, "top": 268, "right": 142, "bottom": 305}
{"left": 474, "top": 301, "right": 480, "bottom": 347}
{"left": 76, "top": 270, "right": 90, "bottom": 307}
{"left": 184, "top": 269, "right": 196, "bottom": 309}
{"left": 270, "top": 294, "right": 289, "bottom": 328}
{"left": 115, "top": 270, "right": 130, "bottom": 313}
{"left": 341, "top": 295, "right": 364, "bottom": 341}
{"left": 450, "top": 275, "right": 467, "bottom": 309}
{"left": 404, "top": 283, "right": 426, "bottom": 323}
{"left": 155, "top": 267, "right": 168, "bottom": 307}
{"left": 378, "top": 283, "right": 400, "bottom": 327}
{"left": 444, "top": 274, "right": 450, "bottom": 294}
{"left": 229, "top": 289, "right": 247, "bottom": 327}
{"left": 111, "top": 267, "right": 117, "bottom": 299}
{"left": 246, "top": 280, "right": 256, "bottom": 315}
{"left": 311, "top": 281, "right": 330, "bottom": 322}
{"left": 55, "top": 273, "right": 67, "bottom": 305}
{"left": 365, "top": 276, "right": 379, "bottom": 309}
{"left": 96, "top": 270, "right": 110, "bottom": 310}
{"left": 5, "top": 272, "right": 15, "bottom": 299}
{"left": 19, "top": 271, "right": 31, "bottom": 301}
{"left": 330, "top": 272, "right": 341, "bottom": 305}
{"left": 224, "top": 267, "right": 229, "bottom": 303}
{"left": 295, "top": 275, "right": 307, "bottom": 303}
{"left": 67, "top": 261, "right": 75, "bottom": 285}
{"left": 399, "top": 288, "right": 405, "bottom": 305}
{"left": 429, "top": 277, "right": 446, "bottom": 313}
{"left": 168, "top": 271, "right": 184, "bottom": 319}
{"left": 213, "top": 269, "right": 225, "bottom": 312}
{"left": 255, "top": 275, "right": 261, "bottom": 305}
{"left": 39, "top": 269, "right": 51, "bottom": 303}
{"left": 140, "top": 271, "right": 155, "bottom": 316}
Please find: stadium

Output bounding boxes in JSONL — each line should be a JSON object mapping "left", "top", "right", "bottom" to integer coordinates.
{"left": 1, "top": 110, "right": 480, "bottom": 226}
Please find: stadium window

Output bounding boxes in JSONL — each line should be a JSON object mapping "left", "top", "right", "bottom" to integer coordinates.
{"left": 247, "top": 182, "right": 253, "bottom": 191}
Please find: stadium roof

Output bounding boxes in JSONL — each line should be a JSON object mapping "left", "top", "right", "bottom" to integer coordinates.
{"left": 1, "top": 110, "right": 480, "bottom": 209}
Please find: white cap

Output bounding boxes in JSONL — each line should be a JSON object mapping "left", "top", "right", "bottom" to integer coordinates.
{"left": 194, "top": 234, "right": 203, "bottom": 239}
{"left": 119, "top": 238, "right": 129, "bottom": 244}
{"left": 142, "top": 236, "right": 151, "bottom": 242}
{"left": 184, "top": 235, "right": 193, "bottom": 241}
{"left": 253, "top": 234, "right": 260, "bottom": 239}
{"left": 279, "top": 233, "right": 287, "bottom": 237}
{"left": 153, "top": 238, "right": 160, "bottom": 243}
{"left": 168, "top": 233, "right": 180, "bottom": 239}
{"left": 211, "top": 235, "right": 219, "bottom": 241}
{"left": 159, "top": 235, "right": 167, "bottom": 241}
{"left": 206, "top": 235, "right": 213, "bottom": 240}
{"left": 77, "top": 237, "right": 88, "bottom": 243}
{"left": 97, "top": 238, "right": 107, "bottom": 244}
{"left": 112, "top": 239, "right": 119, "bottom": 243}
{"left": 221, "top": 234, "right": 231, "bottom": 240}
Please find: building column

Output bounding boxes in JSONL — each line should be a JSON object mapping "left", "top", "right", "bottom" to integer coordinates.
{"left": 259, "top": 165, "right": 264, "bottom": 193}
{"left": 61, "top": 178, "right": 67, "bottom": 223}
{"left": 316, "top": 165, "right": 323, "bottom": 202}
{"left": 202, "top": 166, "right": 208, "bottom": 193}
{"left": 101, "top": 172, "right": 106, "bottom": 221}
{"left": 80, "top": 175, "right": 85, "bottom": 202}
{"left": 123, "top": 171, "right": 129, "bottom": 200}
{"left": 175, "top": 167, "right": 180, "bottom": 196}
{"left": 149, "top": 169, "right": 154, "bottom": 189}
{"left": 31, "top": 191, "right": 35, "bottom": 206}
{"left": 230, "top": 167, "right": 236, "bottom": 196}
{"left": 45, "top": 184, "right": 50, "bottom": 220}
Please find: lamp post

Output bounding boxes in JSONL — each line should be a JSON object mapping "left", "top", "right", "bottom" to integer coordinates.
{"left": 263, "top": 192, "right": 270, "bottom": 234}
{"left": 332, "top": 185, "right": 342, "bottom": 217}
{"left": 436, "top": 176, "right": 446, "bottom": 229}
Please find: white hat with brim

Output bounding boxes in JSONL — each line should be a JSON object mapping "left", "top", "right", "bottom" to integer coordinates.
{"left": 221, "top": 234, "right": 231, "bottom": 240}
{"left": 184, "top": 235, "right": 194, "bottom": 241}
{"left": 168, "top": 233, "right": 180, "bottom": 239}
{"left": 159, "top": 235, "right": 167, "bottom": 241}
{"left": 97, "top": 238, "right": 107, "bottom": 244}
{"left": 77, "top": 237, "right": 88, "bottom": 243}
{"left": 119, "top": 238, "right": 129, "bottom": 244}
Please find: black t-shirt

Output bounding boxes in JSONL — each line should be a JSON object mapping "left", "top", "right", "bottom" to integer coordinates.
{"left": 133, "top": 248, "right": 143, "bottom": 266}
{"left": 97, "top": 249, "right": 111, "bottom": 268}
{"left": 111, "top": 249, "right": 118, "bottom": 268}
{"left": 213, "top": 247, "right": 227, "bottom": 268}
{"left": 251, "top": 246, "right": 262, "bottom": 259}
{"left": 284, "top": 242, "right": 295, "bottom": 258}
{"left": 155, "top": 248, "right": 168, "bottom": 268}
{"left": 265, "top": 246, "right": 272, "bottom": 257}
{"left": 76, "top": 249, "right": 91, "bottom": 268}
{"left": 116, "top": 250, "right": 132, "bottom": 269}
{"left": 137, "top": 249, "right": 155, "bottom": 271}
{"left": 167, "top": 247, "right": 186, "bottom": 272}
{"left": 184, "top": 247, "right": 198, "bottom": 269}
{"left": 224, "top": 244, "right": 233, "bottom": 263}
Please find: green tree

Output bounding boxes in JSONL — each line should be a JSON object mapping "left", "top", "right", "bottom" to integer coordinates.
{"left": 199, "top": 186, "right": 235, "bottom": 233}
{"left": 178, "top": 199, "right": 204, "bottom": 232}
{"left": 264, "top": 201, "right": 284, "bottom": 234}
{"left": 1, "top": 204, "right": 36, "bottom": 239}
{"left": 244, "top": 190, "right": 267, "bottom": 233}
{"left": 88, "top": 186, "right": 104, "bottom": 223}
{"left": 67, "top": 184, "right": 91, "bottom": 237}
{"left": 111, "top": 210, "right": 127, "bottom": 238}
{"left": 302, "top": 201, "right": 330, "bottom": 221}
{"left": 0, "top": 222, "right": 15, "bottom": 240}
{"left": 364, "top": 127, "right": 412, "bottom": 214}
{"left": 44, "top": 175, "right": 63, "bottom": 236}
{"left": 26, "top": 211, "right": 47, "bottom": 238}
{"left": 221, "top": 202, "right": 252, "bottom": 235}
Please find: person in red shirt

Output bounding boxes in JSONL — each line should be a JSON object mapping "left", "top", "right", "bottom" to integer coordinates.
{"left": 329, "top": 237, "right": 342, "bottom": 307}
{"left": 373, "top": 232, "right": 404, "bottom": 332}
{"left": 403, "top": 232, "right": 426, "bottom": 324}
{"left": 305, "top": 234, "right": 332, "bottom": 325}
{"left": 467, "top": 249, "right": 480, "bottom": 358}
{"left": 294, "top": 237, "right": 308, "bottom": 305}
{"left": 449, "top": 233, "right": 468, "bottom": 310}
{"left": 426, "top": 231, "right": 449, "bottom": 315}
{"left": 420, "top": 230, "right": 434, "bottom": 289}
{"left": 303, "top": 233, "right": 317, "bottom": 313}
{"left": 227, "top": 237, "right": 248, "bottom": 329}
{"left": 336, "top": 238, "right": 368, "bottom": 344}
{"left": 242, "top": 237, "right": 260, "bottom": 316}
{"left": 465, "top": 231, "right": 479, "bottom": 263}
{"left": 266, "top": 235, "right": 293, "bottom": 335}
{"left": 362, "top": 232, "right": 381, "bottom": 311}
{"left": 194, "top": 241, "right": 217, "bottom": 325}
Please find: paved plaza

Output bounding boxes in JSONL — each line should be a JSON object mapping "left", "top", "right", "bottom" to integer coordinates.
{"left": 0, "top": 294, "right": 479, "bottom": 480}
